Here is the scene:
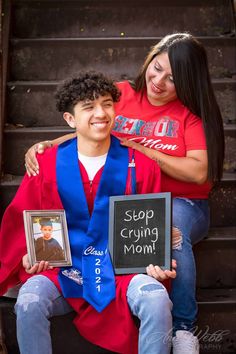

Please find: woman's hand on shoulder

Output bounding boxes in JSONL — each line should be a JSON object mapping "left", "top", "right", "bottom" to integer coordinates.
{"left": 120, "top": 138, "right": 143, "bottom": 151}
{"left": 22, "top": 254, "right": 52, "bottom": 274}
{"left": 24, "top": 133, "right": 76, "bottom": 177}
{"left": 146, "top": 259, "right": 177, "bottom": 281}
{"left": 25, "top": 141, "right": 52, "bottom": 177}
{"left": 120, "top": 138, "right": 154, "bottom": 159}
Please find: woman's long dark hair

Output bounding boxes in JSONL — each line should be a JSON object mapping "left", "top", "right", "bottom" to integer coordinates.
{"left": 135, "top": 33, "right": 225, "bottom": 183}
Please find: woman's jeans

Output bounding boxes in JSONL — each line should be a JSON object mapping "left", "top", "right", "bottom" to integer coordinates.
{"left": 15, "top": 274, "right": 173, "bottom": 354}
{"left": 171, "top": 197, "right": 209, "bottom": 334}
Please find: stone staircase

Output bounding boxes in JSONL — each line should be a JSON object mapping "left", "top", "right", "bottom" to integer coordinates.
{"left": 0, "top": 1, "right": 236, "bottom": 353}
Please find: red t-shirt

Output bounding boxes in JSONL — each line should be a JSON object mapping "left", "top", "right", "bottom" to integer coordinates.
{"left": 113, "top": 81, "right": 211, "bottom": 199}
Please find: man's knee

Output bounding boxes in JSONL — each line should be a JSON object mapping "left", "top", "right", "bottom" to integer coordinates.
{"left": 138, "top": 281, "right": 172, "bottom": 312}
{"left": 138, "top": 281, "right": 166, "bottom": 296}
{"left": 15, "top": 275, "right": 54, "bottom": 319}
{"left": 128, "top": 275, "right": 172, "bottom": 317}
{"left": 16, "top": 284, "right": 43, "bottom": 319}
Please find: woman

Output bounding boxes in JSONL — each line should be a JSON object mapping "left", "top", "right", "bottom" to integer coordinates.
{"left": 24, "top": 33, "right": 225, "bottom": 354}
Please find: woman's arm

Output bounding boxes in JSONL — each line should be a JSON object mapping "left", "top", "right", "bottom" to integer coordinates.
{"left": 25, "top": 132, "right": 76, "bottom": 176}
{"left": 51, "top": 133, "right": 77, "bottom": 146}
{"left": 120, "top": 139, "right": 208, "bottom": 184}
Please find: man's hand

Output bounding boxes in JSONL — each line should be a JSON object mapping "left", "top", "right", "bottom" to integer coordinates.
{"left": 22, "top": 254, "right": 52, "bottom": 274}
{"left": 146, "top": 259, "right": 177, "bottom": 281}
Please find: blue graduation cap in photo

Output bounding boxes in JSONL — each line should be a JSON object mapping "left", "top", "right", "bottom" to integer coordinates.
{"left": 39, "top": 218, "right": 53, "bottom": 227}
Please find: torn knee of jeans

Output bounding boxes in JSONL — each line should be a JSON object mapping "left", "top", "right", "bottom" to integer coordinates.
{"left": 16, "top": 293, "right": 39, "bottom": 312}
{"left": 139, "top": 282, "right": 165, "bottom": 295}
{"left": 172, "top": 227, "right": 183, "bottom": 250}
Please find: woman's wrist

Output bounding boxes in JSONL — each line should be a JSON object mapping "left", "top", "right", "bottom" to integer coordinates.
{"left": 150, "top": 151, "right": 165, "bottom": 168}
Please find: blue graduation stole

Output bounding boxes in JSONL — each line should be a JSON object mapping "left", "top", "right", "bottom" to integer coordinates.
{"left": 56, "top": 136, "right": 131, "bottom": 312}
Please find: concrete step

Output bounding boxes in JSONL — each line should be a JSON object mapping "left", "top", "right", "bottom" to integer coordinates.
{"left": 195, "top": 227, "right": 236, "bottom": 288}
{"left": 9, "top": 36, "right": 236, "bottom": 81}
{"left": 214, "top": 79, "right": 236, "bottom": 125}
{"left": 0, "top": 175, "right": 23, "bottom": 218}
{"left": 11, "top": 0, "right": 235, "bottom": 38}
{"left": 209, "top": 177, "right": 236, "bottom": 227}
{"left": 2, "top": 125, "right": 236, "bottom": 175}
{"left": 6, "top": 78, "right": 236, "bottom": 127}
{"left": 196, "top": 288, "right": 236, "bottom": 354}
{"left": 2, "top": 126, "right": 74, "bottom": 176}
{"left": 1, "top": 288, "right": 236, "bottom": 354}
{"left": 224, "top": 124, "right": 236, "bottom": 173}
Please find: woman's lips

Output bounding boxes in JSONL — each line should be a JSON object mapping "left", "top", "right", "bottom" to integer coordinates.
{"left": 151, "top": 82, "right": 163, "bottom": 94}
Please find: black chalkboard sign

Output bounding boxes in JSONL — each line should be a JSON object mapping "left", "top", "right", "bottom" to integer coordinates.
{"left": 109, "top": 192, "right": 171, "bottom": 274}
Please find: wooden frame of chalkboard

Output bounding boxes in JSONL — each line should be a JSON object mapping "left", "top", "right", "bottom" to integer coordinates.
{"left": 109, "top": 192, "right": 171, "bottom": 274}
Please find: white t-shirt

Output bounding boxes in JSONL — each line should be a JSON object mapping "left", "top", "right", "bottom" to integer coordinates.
{"left": 78, "top": 152, "right": 107, "bottom": 181}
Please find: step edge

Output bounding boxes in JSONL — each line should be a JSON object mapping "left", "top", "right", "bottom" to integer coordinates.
{"left": 224, "top": 124, "right": 236, "bottom": 131}
{"left": 197, "top": 288, "right": 236, "bottom": 305}
{"left": 203, "top": 227, "right": 236, "bottom": 240}
{"left": 10, "top": 36, "right": 236, "bottom": 43}
{"left": 197, "top": 236, "right": 236, "bottom": 243}
{"left": 4, "top": 126, "right": 74, "bottom": 133}
{"left": 11, "top": 0, "right": 236, "bottom": 6}
{"left": 197, "top": 300, "right": 236, "bottom": 305}
{"left": 4, "top": 125, "right": 236, "bottom": 133}
{"left": 7, "top": 78, "right": 236, "bottom": 87}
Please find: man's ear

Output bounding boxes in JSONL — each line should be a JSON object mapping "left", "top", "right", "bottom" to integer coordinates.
{"left": 63, "top": 112, "right": 76, "bottom": 128}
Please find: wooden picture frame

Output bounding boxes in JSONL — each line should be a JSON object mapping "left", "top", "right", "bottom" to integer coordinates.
{"left": 23, "top": 210, "right": 72, "bottom": 267}
{"left": 109, "top": 193, "right": 171, "bottom": 274}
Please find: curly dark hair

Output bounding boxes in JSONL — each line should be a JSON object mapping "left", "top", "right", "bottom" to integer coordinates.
{"left": 55, "top": 71, "right": 121, "bottom": 113}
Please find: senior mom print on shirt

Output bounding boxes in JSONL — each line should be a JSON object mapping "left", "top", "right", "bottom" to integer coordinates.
{"left": 114, "top": 115, "right": 179, "bottom": 151}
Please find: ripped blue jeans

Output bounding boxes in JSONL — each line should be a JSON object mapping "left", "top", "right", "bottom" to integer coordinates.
{"left": 170, "top": 197, "right": 209, "bottom": 334}
{"left": 15, "top": 274, "right": 172, "bottom": 354}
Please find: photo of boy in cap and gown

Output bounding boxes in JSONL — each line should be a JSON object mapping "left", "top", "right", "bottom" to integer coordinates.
{"left": 34, "top": 218, "right": 64, "bottom": 262}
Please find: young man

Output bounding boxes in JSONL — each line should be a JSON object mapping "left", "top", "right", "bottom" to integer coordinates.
{"left": 0, "top": 71, "right": 176, "bottom": 354}
{"left": 35, "top": 218, "right": 64, "bottom": 262}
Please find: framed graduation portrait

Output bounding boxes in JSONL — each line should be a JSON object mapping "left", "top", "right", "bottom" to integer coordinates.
{"left": 23, "top": 210, "right": 72, "bottom": 267}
